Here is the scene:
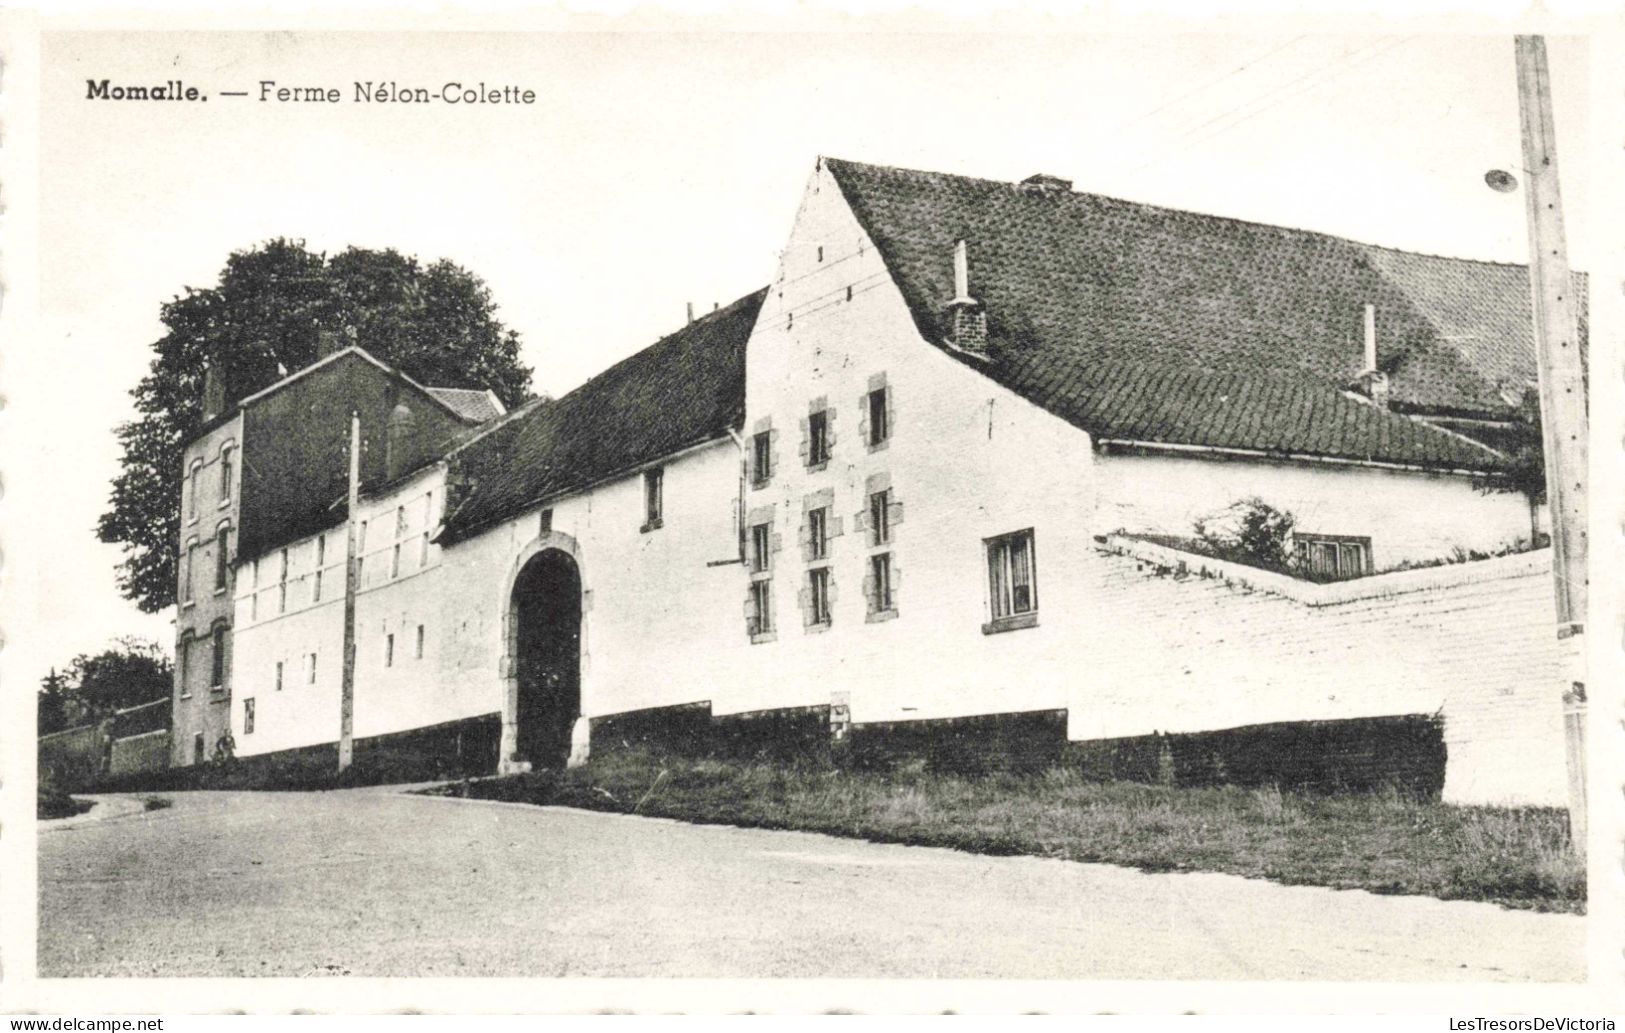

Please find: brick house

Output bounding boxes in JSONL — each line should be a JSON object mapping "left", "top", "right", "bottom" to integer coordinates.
{"left": 173, "top": 157, "right": 1576, "bottom": 804}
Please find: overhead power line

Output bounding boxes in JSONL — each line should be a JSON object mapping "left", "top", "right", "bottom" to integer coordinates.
{"left": 1122, "top": 35, "right": 1416, "bottom": 177}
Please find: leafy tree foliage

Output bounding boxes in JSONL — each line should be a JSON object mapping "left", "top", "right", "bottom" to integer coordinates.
{"left": 37, "top": 637, "right": 172, "bottom": 735}
{"left": 1194, "top": 497, "right": 1298, "bottom": 573}
{"left": 97, "top": 240, "right": 533, "bottom": 612}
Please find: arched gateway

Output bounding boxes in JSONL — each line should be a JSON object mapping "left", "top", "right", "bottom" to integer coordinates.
{"left": 506, "top": 547, "right": 583, "bottom": 770}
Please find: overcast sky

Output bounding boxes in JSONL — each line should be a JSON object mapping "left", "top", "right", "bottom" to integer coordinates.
{"left": 16, "top": 29, "right": 1589, "bottom": 691}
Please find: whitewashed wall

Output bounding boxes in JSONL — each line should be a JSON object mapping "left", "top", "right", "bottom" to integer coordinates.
{"left": 727, "top": 160, "right": 1104, "bottom": 725}
{"left": 432, "top": 439, "right": 747, "bottom": 732}
{"left": 1073, "top": 537, "right": 1566, "bottom": 807}
{"left": 1095, "top": 452, "right": 1538, "bottom": 569}
{"left": 229, "top": 465, "right": 486, "bottom": 756}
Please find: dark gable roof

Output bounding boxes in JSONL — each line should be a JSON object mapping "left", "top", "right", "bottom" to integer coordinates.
{"left": 824, "top": 157, "right": 1574, "bottom": 471}
{"left": 440, "top": 288, "right": 767, "bottom": 542}
{"left": 427, "top": 386, "right": 505, "bottom": 422}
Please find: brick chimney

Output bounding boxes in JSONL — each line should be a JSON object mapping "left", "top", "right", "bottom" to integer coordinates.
{"left": 201, "top": 364, "right": 226, "bottom": 423}
{"left": 1360, "top": 303, "right": 1389, "bottom": 408}
{"left": 945, "top": 239, "right": 988, "bottom": 357}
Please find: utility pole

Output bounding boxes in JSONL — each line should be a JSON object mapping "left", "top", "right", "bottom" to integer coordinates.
{"left": 338, "top": 411, "right": 361, "bottom": 773}
{"left": 1514, "top": 35, "right": 1587, "bottom": 849}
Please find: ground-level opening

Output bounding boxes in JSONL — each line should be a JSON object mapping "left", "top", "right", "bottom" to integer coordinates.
{"left": 511, "top": 548, "right": 582, "bottom": 769}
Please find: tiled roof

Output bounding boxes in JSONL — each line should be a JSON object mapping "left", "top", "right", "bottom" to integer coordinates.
{"left": 440, "top": 289, "right": 767, "bottom": 542}
{"left": 824, "top": 158, "right": 1577, "bottom": 469}
{"left": 427, "top": 387, "right": 506, "bottom": 422}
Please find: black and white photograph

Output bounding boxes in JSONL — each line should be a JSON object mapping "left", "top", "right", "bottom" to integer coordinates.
{"left": 2, "top": 6, "right": 1618, "bottom": 1017}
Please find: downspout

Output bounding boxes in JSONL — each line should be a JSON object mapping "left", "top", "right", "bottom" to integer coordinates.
{"left": 726, "top": 427, "right": 747, "bottom": 563}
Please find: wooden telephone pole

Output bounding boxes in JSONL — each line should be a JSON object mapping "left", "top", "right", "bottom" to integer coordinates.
{"left": 1514, "top": 35, "right": 1587, "bottom": 848}
{"left": 338, "top": 411, "right": 360, "bottom": 773}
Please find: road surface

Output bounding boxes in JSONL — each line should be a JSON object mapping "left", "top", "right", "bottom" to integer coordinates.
{"left": 38, "top": 789, "right": 1583, "bottom": 980}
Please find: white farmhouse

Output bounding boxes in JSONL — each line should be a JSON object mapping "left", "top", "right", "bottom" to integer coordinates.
{"left": 175, "top": 157, "right": 1574, "bottom": 806}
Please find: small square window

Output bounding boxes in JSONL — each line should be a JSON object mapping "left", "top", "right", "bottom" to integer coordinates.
{"left": 808, "top": 410, "right": 831, "bottom": 467}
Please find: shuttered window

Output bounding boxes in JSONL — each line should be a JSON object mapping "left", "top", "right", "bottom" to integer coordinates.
{"left": 1293, "top": 534, "right": 1372, "bottom": 580}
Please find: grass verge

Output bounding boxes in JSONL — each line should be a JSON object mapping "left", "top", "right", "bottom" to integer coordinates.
{"left": 37, "top": 773, "right": 92, "bottom": 820}
{"left": 424, "top": 748, "right": 1583, "bottom": 914}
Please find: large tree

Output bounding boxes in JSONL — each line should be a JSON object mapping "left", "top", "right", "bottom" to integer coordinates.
{"left": 98, "top": 240, "right": 533, "bottom": 612}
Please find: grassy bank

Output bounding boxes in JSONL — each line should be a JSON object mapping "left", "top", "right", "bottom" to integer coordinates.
{"left": 426, "top": 748, "right": 1583, "bottom": 914}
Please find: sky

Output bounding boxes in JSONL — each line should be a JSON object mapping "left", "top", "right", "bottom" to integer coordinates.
{"left": 14, "top": 29, "right": 1591, "bottom": 693}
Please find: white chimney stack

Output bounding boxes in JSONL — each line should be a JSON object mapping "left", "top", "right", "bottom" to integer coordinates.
{"left": 953, "top": 239, "right": 973, "bottom": 304}
{"left": 1363, "top": 303, "right": 1377, "bottom": 372}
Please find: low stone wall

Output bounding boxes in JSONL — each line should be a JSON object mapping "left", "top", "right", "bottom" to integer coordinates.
{"left": 94, "top": 712, "right": 501, "bottom": 792}
{"left": 109, "top": 729, "right": 171, "bottom": 778}
{"left": 1065, "top": 713, "right": 1447, "bottom": 795}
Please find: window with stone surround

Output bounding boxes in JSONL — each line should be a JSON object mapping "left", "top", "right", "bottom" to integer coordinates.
{"left": 805, "top": 567, "right": 833, "bottom": 629}
{"left": 745, "top": 505, "right": 780, "bottom": 642}
{"left": 218, "top": 443, "right": 235, "bottom": 504}
{"left": 985, "top": 529, "right": 1038, "bottom": 634}
{"left": 860, "top": 374, "right": 893, "bottom": 452}
{"left": 187, "top": 459, "right": 202, "bottom": 522}
{"left": 808, "top": 507, "right": 829, "bottom": 561}
{"left": 868, "top": 552, "right": 896, "bottom": 617}
{"left": 181, "top": 538, "right": 197, "bottom": 605}
{"left": 750, "top": 522, "right": 772, "bottom": 573}
{"left": 214, "top": 521, "right": 231, "bottom": 593}
{"left": 750, "top": 420, "right": 777, "bottom": 489}
{"left": 210, "top": 623, "right": 228, "bottom": 690}
{"left": 748, "top": 580, "right": 773, "bottom": 638}
{"left": 801, "top": 399, "right": 837, "bottom": 472}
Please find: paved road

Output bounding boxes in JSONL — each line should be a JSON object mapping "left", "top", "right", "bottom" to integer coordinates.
{"left": 39, "top": 789, "right": 1582, "bottom": 980}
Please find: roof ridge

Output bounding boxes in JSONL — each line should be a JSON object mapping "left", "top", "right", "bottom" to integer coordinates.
{"left": 823, "top": 155, "right": 1543, "bottom": 272}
